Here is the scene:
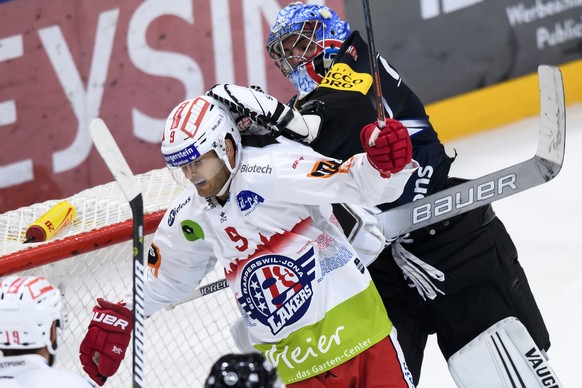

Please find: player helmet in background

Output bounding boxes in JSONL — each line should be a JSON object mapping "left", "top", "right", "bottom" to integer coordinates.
{"left": 0, "top": 276, "right": 65, "bottom": 357}
{"left": 267, "top": 2, "right": 350, "bottom": 99}
{"left": 204, "top": 353, "right": 280, "bottom": 388}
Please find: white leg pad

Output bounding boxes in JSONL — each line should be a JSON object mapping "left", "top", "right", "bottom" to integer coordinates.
{"left": 448, "top": 317, "right": 562, "bottom": 387}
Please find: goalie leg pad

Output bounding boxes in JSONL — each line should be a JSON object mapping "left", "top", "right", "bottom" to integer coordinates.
{"left": 448, "top": 317, "right": 563, "bottom": 387}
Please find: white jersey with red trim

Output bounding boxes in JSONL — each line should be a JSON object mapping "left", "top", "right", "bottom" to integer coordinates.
{"left": 142, "top": 137, "right": 416, "bottom": 383}
{"left": 0, "top": 355, "right": 95, "bottom": 388}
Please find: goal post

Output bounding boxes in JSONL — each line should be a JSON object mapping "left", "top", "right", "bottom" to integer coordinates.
{"left": 0, "top": 168, "right": 240, "bottom": 387}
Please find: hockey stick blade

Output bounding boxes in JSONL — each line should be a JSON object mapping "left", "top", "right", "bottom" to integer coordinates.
{"left": 381, "top": 65, "right": 565, "bottom": 238}
{"left": 90, "top": 118, "right": 146, "bottom": 388}
{"left": 165, "top": 65, "right": 565, "bottom": 306}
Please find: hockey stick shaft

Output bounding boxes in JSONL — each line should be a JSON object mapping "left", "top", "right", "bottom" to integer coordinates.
{"left": 168, "top": 65, "right": 565, "bottom": 307}
{"left": 362, "top": 0, "right": 386, "bottom": 147}
{"left": 362, "top": 0, "right": 385, "bottom": 127}
{"left": 165, "top": 279, "right": 229, "bottom": 310}
{"left": 90, "top": 119, "right": 145, "bottom": 388}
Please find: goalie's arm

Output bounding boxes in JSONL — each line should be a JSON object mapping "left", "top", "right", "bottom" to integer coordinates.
{"left": 207, "top": 83, "right": 322, "bottom": 142}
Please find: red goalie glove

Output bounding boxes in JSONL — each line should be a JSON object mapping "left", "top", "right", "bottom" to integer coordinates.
{"left": 79, "top": 298, "right": 133, "bottom": 386}
{"left": 360, "top": 119, "right": 413, "bottom": 178}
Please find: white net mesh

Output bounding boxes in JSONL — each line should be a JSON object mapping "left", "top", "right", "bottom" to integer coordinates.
{"left": 0, "top": 168, "right": 240, "bottom": 387}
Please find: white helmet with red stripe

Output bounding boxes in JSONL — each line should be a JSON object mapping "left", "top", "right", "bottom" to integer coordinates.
{"left": 161, "top": 96, "right": 241, "bottom": 171}
{"left": 0, "top": 276, "right": 65, "bottom": 355}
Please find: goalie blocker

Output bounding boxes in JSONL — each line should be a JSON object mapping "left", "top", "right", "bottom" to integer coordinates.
{"left": 448, "top": 317, "right": 562, "bottom": 388}
{"left": 207, "top": 83, "right": 323, "bottom": 142}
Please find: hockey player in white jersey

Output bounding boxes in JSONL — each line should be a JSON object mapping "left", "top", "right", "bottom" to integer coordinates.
{"left": 207, "top": 3, "right": 564, "bottom": 387}
{"left": 0, "top": 275, "right": 95, "bottom": 388}
{"left": 79, "top": 95, "right": 417, "bottom": 386}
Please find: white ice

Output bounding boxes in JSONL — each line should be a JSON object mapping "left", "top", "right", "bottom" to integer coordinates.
{"left": 419, "top": 103, "right": 582, "bottom": 387}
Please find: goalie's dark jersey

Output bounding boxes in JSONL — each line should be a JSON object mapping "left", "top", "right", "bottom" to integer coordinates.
{"left": 301, "top": 31, "right": 452, "bottom": 207}
{"left": 293, "top": 31, "right": 550, "bottom": 385}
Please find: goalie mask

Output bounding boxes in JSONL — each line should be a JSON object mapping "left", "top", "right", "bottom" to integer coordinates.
{"left": 0, "top": 276, "right": 66, "bottom": 359}
{"left": 204, "top": 353, "right": 280, "bottom": 388}
{"left": 267, "top": 2, "right": 350, "bottom": 99}
{"left": 161, "top": 96, "right": 241, "bottom": 196}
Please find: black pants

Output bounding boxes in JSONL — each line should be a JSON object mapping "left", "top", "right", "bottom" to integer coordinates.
{"left": 369, "top": 206, "right": 550, "bottom": 386}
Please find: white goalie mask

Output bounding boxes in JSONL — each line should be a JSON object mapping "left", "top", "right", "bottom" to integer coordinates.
{"left": 0, "top": 276, "right": 66, "bottom": 355}
{"left": 161, "top": 96, "right": 242, "bottom": 195}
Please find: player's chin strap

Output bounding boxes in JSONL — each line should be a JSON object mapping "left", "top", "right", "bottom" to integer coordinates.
{"left": 448, "top": 317, "right": 563, "bottom": 387}
{"left": 216, "top": 144, "right": 241, "bottom": 198}
{"left": 390, "top": 235, "right": 445, "bottom": 301}
{"left": 216, "top": 174, "right": 234, "bottom": 198}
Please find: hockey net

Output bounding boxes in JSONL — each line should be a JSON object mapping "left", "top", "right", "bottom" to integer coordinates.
{"left": 0, "top": 168, "right": 240, "bottom": 387}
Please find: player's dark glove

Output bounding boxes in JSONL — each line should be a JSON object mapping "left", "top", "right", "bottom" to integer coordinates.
{"left": 360, "top": 119, "right": 412, "bottom": 178}
{"left": 79, "top": 298, "right": 133, "bottom": 386}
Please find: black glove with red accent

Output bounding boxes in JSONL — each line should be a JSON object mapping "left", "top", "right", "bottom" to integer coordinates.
{"left": 360, "top": 119, "right": 413, "bottom": 178}
{"left": 79, "top": 298, "right": 133, "bottom": 386}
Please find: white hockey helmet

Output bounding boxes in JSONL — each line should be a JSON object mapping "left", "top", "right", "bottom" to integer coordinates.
{"left": 0, "top": 276, "right": 65, "bottom": 355}
{"left": 161, "top": 96, "right": 241, "bottom": 171}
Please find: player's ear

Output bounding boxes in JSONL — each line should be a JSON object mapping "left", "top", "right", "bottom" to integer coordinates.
{"left": 50, "top": 320, "right": 58, "bottom": 348}
{"left": 225, "top": 137, "right": 236, "bottom": 167}
{"left": 225, "top": 138, "right": 233, "bottom": 154}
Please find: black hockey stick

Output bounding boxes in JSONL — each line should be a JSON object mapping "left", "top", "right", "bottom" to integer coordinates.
{"left": 361, "top": 0, "right": 386, "bottom": 145}
{"left": 165, "top": 278, "right": 229, "bottom": 309}
{"left": 90, "top": 119, "right": 145, "bottom": 388}
{"left": 362, "top": 0, "right": 385, "bottom": 126}
{"left": 166, "top": 65, "right": 565, "bottom": 307}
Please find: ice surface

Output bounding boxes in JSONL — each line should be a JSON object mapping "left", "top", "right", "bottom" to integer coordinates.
{"left": 419, "top": 103, "right": 582, "bottom": 387}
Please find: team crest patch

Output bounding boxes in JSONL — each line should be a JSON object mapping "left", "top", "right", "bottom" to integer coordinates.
{"left": 308, "top": 157, "right": 354, "bottom": 178}
{"left": 236, "top": 190, "right": 264, "bottom": 213}
{"left": 238, "top": 247, "right": 316, "bottom": 335}
{"left": 181, "top": 220, "right": 204, "bottom": 241}
{"left": 147, "top": 243, "right": 162, "bottom": 277}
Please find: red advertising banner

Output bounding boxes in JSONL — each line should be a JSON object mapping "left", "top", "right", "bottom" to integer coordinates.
{"left": 0, "top": 0, "right": 344, "bottom": 213}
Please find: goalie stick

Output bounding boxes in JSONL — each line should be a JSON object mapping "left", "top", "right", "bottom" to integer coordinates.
{"left": 90, "top": 119, "right": 145, "bottom": 388}
{"left": 166, "top": 64, "right": 565, "bottom": 309}
{"left": 382, "top": 64, "right": 565, "bottom": 237}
